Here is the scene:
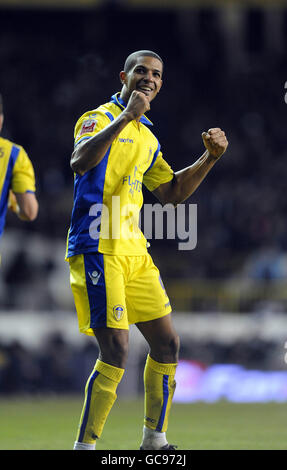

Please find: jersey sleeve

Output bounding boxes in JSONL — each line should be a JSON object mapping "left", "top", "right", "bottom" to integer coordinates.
{"left": 11, "top": 146, "right": 36, "bottom": 193}
{"left": 143, "top": 151, "right": 174, "bottom": 192}
{"left": 74, "top": 110, "right": 112, "bottom": 148}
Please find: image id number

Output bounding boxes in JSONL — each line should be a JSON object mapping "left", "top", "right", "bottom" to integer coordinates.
{"left": 145, "top": 454, "right": 186, "bottom": 466}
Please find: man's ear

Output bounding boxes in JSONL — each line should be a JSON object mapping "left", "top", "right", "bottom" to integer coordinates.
{"left": 119, "top": 70, "right": 127, "bottom": 85}
{"left": 0, "top": 114, "right": 3, "bottom": 133}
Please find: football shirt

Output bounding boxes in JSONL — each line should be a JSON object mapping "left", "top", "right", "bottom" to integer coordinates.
{"left": 66, "top": 93, "right": 174, "bottom": 258}
{"left": 0, "top": 137, "right": 36, "bottom": 237}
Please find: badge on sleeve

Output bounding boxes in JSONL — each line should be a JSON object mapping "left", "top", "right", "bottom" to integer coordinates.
{"left": 79, "top": 119, "right": 97, "bottom": 136}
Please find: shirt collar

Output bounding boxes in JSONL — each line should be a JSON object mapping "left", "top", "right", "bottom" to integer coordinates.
{"left": 110, "top": 92, "right": 153, "bottom": 126}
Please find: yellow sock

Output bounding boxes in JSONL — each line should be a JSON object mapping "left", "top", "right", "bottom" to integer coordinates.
{"left": 143, "top": 354, "right": 177, "bottom": 433}
{"left": 76, "top": 359, "right": 124, "bottom": 443}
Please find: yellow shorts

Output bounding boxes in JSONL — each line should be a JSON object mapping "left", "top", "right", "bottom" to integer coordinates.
{"left": 68, "top": 252, "right": 172, "bottom": 335}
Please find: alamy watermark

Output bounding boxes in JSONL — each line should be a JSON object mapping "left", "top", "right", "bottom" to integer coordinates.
{"left": 88, "top": 196, "right": 197, "bottom": 251}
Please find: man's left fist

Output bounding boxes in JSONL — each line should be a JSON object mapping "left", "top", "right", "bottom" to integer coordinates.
{"left": 202, "top": 128, "right": 228, "bottom": 160}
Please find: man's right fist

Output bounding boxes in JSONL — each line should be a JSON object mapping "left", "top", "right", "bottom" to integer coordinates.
{"left": 124, "top": 90, "right": 150, "bottom": 121}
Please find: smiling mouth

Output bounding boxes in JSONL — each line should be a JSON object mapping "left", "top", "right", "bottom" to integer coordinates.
{"left": 137, "top": 86, "right": 154, "bottom": 95}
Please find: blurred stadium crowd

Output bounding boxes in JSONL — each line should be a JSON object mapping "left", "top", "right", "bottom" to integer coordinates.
{"left": 1, "top": 7, "right": 286, "bottom": 288}
{"left": 0, "top": 332, "right": 280, "bottom": 395}
{"left": 0, "top": 5, "right": 287, "bottom": 394}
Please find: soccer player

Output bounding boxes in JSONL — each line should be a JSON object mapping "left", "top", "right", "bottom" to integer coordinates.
{"left": 0, "top": 93, "right": 38, "bottom": 245}
{"left": 66, "top": 50, "right": 228, "bottom": 450}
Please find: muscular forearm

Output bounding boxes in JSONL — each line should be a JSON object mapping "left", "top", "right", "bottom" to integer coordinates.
{"left": 70, "top": 111, "right": 133, "bottom": 176}
{"left": 153, "top": 128, "right": 228, "bottom": 207}
{"left": 71, "top": 90, "right": 151, "bottom": 176}
{"left": 13, "top": 192, "right": 38, "bottom": 221}
{"left": 156, "top": 150, "right": 218, "bottom": 206}
{"left": 173, "top": 150, "right": 217, "bottom": 204}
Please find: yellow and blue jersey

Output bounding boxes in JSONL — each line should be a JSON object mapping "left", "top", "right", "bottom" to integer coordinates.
{"left": 66, "top": 92, "right": 174, "bottom": 258}
{"left": 0, "top": 136, "right": 36, "bottom": 237}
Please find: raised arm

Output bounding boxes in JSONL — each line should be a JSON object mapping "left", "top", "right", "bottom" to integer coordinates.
{"left": 152, "top": 128, "right": 228, "bottom": 206}
{"left": 70, "top": 91, "right": 150, "bottom": 176}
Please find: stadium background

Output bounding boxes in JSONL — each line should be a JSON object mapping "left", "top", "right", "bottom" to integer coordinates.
{"left": 1, "top": 0, "right": 287, "bottom": 410}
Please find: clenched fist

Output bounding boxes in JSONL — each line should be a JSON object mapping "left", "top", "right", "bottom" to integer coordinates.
{"left": 124, "top": 90, "right": 150, "bottom": 122}
{"left": 202, "top": 128, "right": 228, "bottom": 160}
{"left": 8, "top": 190, "right": 19, "bottom": 214}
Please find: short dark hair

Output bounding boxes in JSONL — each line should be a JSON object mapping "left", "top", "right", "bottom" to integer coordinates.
{"left": 0, "top": 94, "right": 3, "bottom": 115}
{"left": 124, "top": 50, "right": 164, "bottom": 73}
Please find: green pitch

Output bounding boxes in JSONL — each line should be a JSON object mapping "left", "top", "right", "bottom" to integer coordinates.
{"left": 0, "top": 397, "right": 286, "bottom": 450}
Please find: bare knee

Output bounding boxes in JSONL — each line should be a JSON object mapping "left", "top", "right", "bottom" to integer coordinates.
{"left": 167, "top": 333, "right": 180, "bottom": 362}
{"left": 170, "top": 333, "right": 180, "bottom": 361}
{"left": 151, "top": 333, "right": 180, "bottom": 364}
{"left": 109, "top": 333, "right": 129, "bottom": 367}
{"left": 93, "top": 328, "right": 129, "bottom": 369}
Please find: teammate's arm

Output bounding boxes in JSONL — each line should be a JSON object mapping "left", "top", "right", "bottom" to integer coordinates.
{"left": 152, "top": 128, "right": 228, "bottom": 206}
{"left": 8, "top": 190, "right": 38, "bottom": 221}
{"left": 71, "top": 91, "right": 150, "bottom": 176}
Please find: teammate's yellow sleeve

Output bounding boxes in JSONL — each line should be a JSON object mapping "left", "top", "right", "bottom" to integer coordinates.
{"left": 143, "top": 151, "right": 174, "bottom": 192}
{"left": 74, "top": 110, "right": 112, "bottom": 147}
{"left": 11, "top": 146, "right": 36, "bottom": 193}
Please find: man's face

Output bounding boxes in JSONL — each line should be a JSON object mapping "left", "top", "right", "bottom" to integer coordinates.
{"left": 0, "top": 114, "right": 3, "bottom": 133}
{"left": 120, "top": 56, "right": 163, "bottom": 103}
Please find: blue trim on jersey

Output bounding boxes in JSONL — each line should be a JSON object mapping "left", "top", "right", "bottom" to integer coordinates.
{"left": 156, "top": 374, "right": 169, "bottom": 432}
{"left": 144, "top": 141, "right": 161, "bottom": 174}
{"left": 105, "top": 111, "right": 114, "bottom": 122}
{"left": 67, "top": 145, "right": 111, "bottom": 257}
{"left": 78, "top": 369, "right": 100, "bottom": 442}
{"left": 84, "top": 252, "right": 107, "bottom": 328}
{"left": 110, "top": 92, "right": 153, "bottom": 126}
{"left": 0, "top": 145, "right": 20, "bottom": 238}
{"left": 74, "top": 135, "right": 92, "bottom": 148}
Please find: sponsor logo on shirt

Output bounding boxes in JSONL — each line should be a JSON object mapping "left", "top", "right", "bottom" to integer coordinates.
{"left": 79, "top": 119, "right": 96, "bottom": 136}
{"left": 119, "top": 138, "right": 134, "bottom": 143}
{"left": 122, "top": 166, "right": 142, "bottom": 196}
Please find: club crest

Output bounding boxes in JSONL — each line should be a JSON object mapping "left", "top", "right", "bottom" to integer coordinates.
{"left": 113, "top": 304, "right": 124, "bottom": 321}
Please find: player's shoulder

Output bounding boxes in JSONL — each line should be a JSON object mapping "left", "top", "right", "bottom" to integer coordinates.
{"left": 0, "top": 136, "right": 24, "bottom": 154}
{"left": 75, "top": 100, "right": 120, "bottom": 126}
{"left": 0, "top": 135, "right": 14, "bottom": 148}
